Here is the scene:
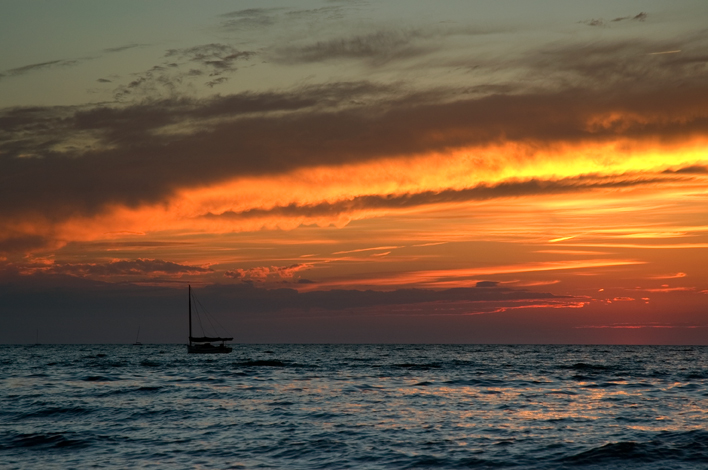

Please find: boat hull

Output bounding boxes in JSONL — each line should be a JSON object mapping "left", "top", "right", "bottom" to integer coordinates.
{"left": 188, "top": 344, "right": 233, "bottom": 354}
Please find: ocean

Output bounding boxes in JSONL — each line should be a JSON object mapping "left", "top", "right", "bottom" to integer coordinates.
{"left": 1, "top": 344, "right": 707, "bottom": 469}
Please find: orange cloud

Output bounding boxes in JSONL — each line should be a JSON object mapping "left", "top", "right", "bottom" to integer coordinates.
{"left": 312, "top": 259, "right": 645, "bottom": 289}
{"left": 649, "top": 272, "right": 687, "bottom": 279}
{"left": 333, "top": 246, "right": 402, "bottom": 254}
{"left": 224, "top": 263, "right": 314, "bottom": 281}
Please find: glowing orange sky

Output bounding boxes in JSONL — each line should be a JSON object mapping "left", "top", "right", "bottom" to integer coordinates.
{"left": 1, "top": 0, "right": 707, "bottom": 343}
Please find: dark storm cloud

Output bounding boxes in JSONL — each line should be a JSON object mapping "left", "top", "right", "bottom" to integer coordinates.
{"left": 204, "top": 174, "right": 678, "bottom": 221}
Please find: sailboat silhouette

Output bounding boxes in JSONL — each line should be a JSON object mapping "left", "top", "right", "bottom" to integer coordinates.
{"left": 133, "top": 326, "right": 142, "bottom": 346}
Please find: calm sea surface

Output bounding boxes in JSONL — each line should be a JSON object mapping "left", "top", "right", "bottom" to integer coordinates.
{"left": 2, "top": 344, "right": 708, "bottom": 469}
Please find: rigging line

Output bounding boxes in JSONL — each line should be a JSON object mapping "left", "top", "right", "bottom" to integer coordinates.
{"left": 192, "top": 295, "right": 206, "bottom": 337}
{"left": 192, "top": 292, "right": 227, "bottom": 337}
{"left": 195, "top": 296, "right": 228, "bottom": 337}
{"left": 197, "top": 297, "right": 218, "bottom": 336}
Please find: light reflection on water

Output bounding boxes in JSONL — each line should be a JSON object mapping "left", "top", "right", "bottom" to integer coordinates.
{"left": 1, "top": 344, "right": 708, "bottom": 469}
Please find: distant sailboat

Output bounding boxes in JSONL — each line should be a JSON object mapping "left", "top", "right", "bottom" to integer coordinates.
{"left": 133, "top": 326, "right": 142, "bottom": 346}
{"left": 187, "top": 285, "right": 233, "bottom": 354}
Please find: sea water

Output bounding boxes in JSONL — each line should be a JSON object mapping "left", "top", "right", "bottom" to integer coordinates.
{"left": 1, "top": 344, "right": 708, "bottom": 469}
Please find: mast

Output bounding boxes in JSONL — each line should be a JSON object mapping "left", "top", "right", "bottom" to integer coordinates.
{"left": 188, "top": 284, "right": 192, "bottom": 343}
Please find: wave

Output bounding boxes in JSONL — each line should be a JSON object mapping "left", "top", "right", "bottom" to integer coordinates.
{"left": 16, "top": 406, "right": 92, "bottom": 420}
{"left": 562, "top": 362, "right": 614, "bottom": 372}
{"left": 393, "top": 363, "right": 442, "bottom": 370}
{"left": 0, "top": 432, "right": 91, "bottom": 450}
{"left": 561, "top": 430, "right": 708, "bottom": 465}
{"left": 234, "top": 359, "right": 313, "bottom": 368}
{"left": 236, "top": 359, "right": 286, "bottom": 367}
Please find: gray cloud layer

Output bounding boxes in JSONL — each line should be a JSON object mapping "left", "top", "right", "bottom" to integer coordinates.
{"left": 0, "top": 272, "right": 559, "bottom": 315}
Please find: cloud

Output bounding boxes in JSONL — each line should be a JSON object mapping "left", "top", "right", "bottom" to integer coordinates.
{"left": 275, "top": 30, "right": 435, "bottom": 65}
{"left": 662, "top": 165, "right": 708, "bottom": 174}
{"left": 103, "top": 44, "right": 148, "bottom": 54}
{"left": 164, "top": 44, "right": 253, "bottom": 73}
{"left": 217, "top": 6, "right": 345, "bottom": 31}
{"left": 2, "top": 32, "right": 708, "bottom": 253}
{"left": 612, "top": 12, "right": 648, "bottom": 22}
{"left": 649, "top": 272, "right": 687, "bottom": 280}
{"left": 1, "top": 78, "right": 706, "bottom": 252}
{"left": 0, "top": 271, "right": 567, "bottom": 324}
{"left": 28, "top": 258, "right": 212, "bottom": 278}
{"left": 224, "top": 263, "right": 313, "bottom": 281}
{"left": 203, "top": 173, "right": 681, "bottom": 221}
{"left": 576, "top": 322, "right": 699, "bottom": 329}
{"left": 584, "top": 12, "right": 647, "bottom": 27}
{"left": 475, "top": 281, "right": 499, "bottom": 287}
{"left": 0, "top": 235, "right": 55, "bottom": 254}
{"left": 314, "top": 259, "right": 645, "bottom": 289}
{"left": 192, "top": 282, "right": 564, "bottom": 314}
{"left": 1, "top": 59, "right": 83, "bottom": 80}
{"left": 218, "top": 8, "right": 279, "bottom": 29}
{"left": 333, "top": 246, "right": 401, "bottom": 254}
{"left": 583, "top": 19, "right": 604, "bottom": 27}
{"left": 112, "top": 43, "right": 254, "bottom": 100}
{"left": 0, "top": 44, "right": 147, "bottom": 82}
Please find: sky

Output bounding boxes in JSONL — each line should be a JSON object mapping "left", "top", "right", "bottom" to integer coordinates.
{"left": 1, "top": 0, "right": 707, "bottom": 344}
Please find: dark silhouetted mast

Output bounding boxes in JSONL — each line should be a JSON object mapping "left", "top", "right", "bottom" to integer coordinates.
{"left": 188, "top": 285, "right": 192, "bottom": 342}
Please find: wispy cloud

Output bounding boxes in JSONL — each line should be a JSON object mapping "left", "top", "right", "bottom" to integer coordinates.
{"left": 275, "top": 30, "right": 434, "bottom": 65}
{"left": 112, "top": 43, "right": 255, "bottom": 100}
{"left": 224, "top": 263, "right": 313, "bottom": 281}
{"left": 313, "top": 259, "right": 644, "bottom": 289}
{"left": 333, "top": 246, "right": 402, "bottom": 254}
{"left": 24, "top": 258, "right": 211, "bottom": 278}
{"left": 649, "top": 272, "right": 687, "bottom": 279}
{"left": 1, "top": 59, "right": 83, "bottom": 79}
{"left": 0, "top": 43, "right": 149, "bottom": 81}
{"left": 103, "top": 44, "right": 148, "bottom": 54}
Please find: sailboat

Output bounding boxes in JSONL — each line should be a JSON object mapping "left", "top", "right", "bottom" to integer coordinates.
{"left": 133, "top": 326, "right": 142, "bottom": 346}
{"left": 187, "top": 285, "right": 233, "bottom": 354}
